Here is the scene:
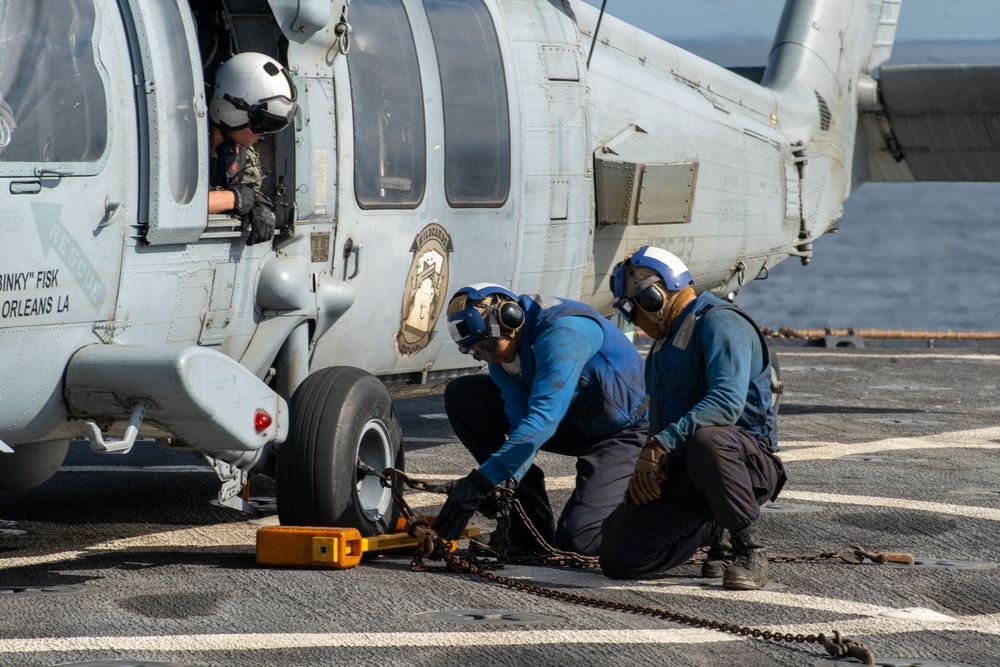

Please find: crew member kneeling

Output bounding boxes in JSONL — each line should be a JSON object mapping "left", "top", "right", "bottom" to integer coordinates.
{"left": 600, "top": 246, "right": 786, "bottom": 590}
{"left": 434, "top": 284, "right": 648, "bottom": 556}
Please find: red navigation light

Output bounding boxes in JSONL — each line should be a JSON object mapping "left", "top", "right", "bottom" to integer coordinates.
{"left": 254, "top": 410, "right": 273, "bottom": 433}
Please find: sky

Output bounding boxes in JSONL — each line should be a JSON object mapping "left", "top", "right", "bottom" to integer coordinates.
{"left": 578, "top": 0, "right": 1000, "bottom": 43}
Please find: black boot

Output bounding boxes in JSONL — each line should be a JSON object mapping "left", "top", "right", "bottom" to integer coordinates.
{"left": 722, "top": 526, "right": 768, "bottom": 590}
{"left": 508, "top": 465, "right": 556, "bottom": 550}
{"left": 471, "top": 466, "right": 555, "bottom": 558}
{"left": 701, "top": 527, "right": 732, "bottom": 579}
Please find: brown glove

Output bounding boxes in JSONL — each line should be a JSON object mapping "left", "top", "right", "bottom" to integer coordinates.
{"left": 626, "top": 439, "right": 668, "bottom": 506}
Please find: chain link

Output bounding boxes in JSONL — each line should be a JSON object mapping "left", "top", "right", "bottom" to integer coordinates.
{"left": 384, "top": 469, "right": 879, "bottom": 665}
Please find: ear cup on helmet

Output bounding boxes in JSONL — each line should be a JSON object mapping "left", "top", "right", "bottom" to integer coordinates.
{"left": 497, "top": 300, "right": 524, "bottom": 333}
{"left": 633, "top": 282, "right": 666, "bottom": 314}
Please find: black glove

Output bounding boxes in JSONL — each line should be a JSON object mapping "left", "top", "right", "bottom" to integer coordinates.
{"left": 226, "top": 185, "right": 256, "bottom": 216}
{"left": 244, "top": 196, "right": 276, "bottom": 246}
{"left": 434, "top": 469, "right": 494, "bottom": 541}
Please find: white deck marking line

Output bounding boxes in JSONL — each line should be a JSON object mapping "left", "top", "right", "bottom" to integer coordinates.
{"left": 0, "top": 629, "right": 736, "bottom": 653}
{"left": 777, "top": 426, "right": 1000, "bottom": 462}
{"left": 776, "top": 351, "right": 1000, "bottom": 361}
{"left": 4, "top": 613, "right": 1000, "bottom": 655}
{"left": 778, "top": 490, "right": 1000, "bottom": 522}
{"left": 613, "top": 582, "right": 936, "bottom": 619}
{"left": 0, "top": 523, "right": 261, "bottom": 570}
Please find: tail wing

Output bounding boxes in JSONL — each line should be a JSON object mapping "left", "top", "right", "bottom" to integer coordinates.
{"left": 861, "top": 64, "right": 1000, "bottom": 183}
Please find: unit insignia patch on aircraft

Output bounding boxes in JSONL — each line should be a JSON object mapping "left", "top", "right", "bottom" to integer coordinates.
{"left": 395, "top": 223, "right": 453, "bottom": 358}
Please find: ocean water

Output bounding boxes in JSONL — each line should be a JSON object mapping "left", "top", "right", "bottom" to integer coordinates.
{"left": 668, "top": 40, "right": 1000, "bottom": 332}
{"left": 733, "top": 182, "right": 1000, "bottom": 332}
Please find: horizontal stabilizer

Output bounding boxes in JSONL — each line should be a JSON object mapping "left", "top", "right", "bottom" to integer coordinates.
{"left": 862, "top": 64, "right": 1000, "bottom": 182}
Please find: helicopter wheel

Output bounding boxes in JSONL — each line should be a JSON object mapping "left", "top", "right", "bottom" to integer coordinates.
{"left": 0, "top": 440, "right": 69, "bottom": 491}
{"left": 770, "top": 351, "right": 784, "bottom": 413}
{"left": 276, "top": 366, "right": 403, "bottom": 535}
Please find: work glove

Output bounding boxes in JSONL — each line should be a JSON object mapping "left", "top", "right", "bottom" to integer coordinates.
{"left": 626, "top": 439, "right": 668, "bottom": 506}
{"left": 244, "top": 196, "right": 276, "bottom": 246}
{"left": 226, "top": 185, "right": 256, "bottom": 216}
{"left": 433, "top": 469, "right": 495, "bottom": 541}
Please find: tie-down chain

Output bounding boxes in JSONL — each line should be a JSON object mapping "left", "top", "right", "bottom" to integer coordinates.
{"left": 383, "top": 469, "right": 910, "bottom": 665}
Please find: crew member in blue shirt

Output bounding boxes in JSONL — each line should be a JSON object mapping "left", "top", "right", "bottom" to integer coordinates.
{"left": 435, "top": 283, "right": 648, "bottom": 557}
{"left": 600, "top": 246, "right": 786, "bottom": 589}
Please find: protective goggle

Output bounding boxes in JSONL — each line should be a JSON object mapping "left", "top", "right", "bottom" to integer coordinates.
{"left": 609, "top": 263, "right": 666, "bottom": 324}
{"left": 465, "top": 336, "right": 500, "bottom": 362}
{"left": 447, "top": 307, "right": 502, "bottom": 362}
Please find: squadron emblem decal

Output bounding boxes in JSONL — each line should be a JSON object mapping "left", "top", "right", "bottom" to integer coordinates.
{"left": 394, "top": 223, "right": 453, "bottom": 358}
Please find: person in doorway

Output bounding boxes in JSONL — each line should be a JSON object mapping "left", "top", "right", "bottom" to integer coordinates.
{"left": 600, "top": 246, "right": 786, "bottom": 590}
{"left": 207, "top": 52, "right": 297, "bottom": 246}
{"left": 434, "top": 283, "right": 648, "bottom": 557}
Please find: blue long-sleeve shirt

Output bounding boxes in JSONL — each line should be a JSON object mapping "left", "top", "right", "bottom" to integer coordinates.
{"left": 477, "top": 316, "right": 605, "bottom": 484}
{"left": 648, "top": 296, "right": 765, "bottom": 456}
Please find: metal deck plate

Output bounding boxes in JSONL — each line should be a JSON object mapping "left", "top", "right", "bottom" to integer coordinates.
{"left": 0, "top": 584, "right": 101, "bottom": 597}
{"left": 838, "top": 455, "right": 923, "bottom": 462}
{"left": 815, "top": 659, "right": 980, "bottom": 667}
{"left": 53, "top": 662, "right": 197, "bottom": 667}
{"left": 415, "top": 609, "right": 567, "bottom": 625}
{"left": 860, "top": 418, "right": 946, "bottom": 426}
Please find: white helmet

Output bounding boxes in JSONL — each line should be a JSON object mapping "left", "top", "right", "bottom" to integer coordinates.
{"left": 209, "top": 52, "right": 297, "bottom": 134}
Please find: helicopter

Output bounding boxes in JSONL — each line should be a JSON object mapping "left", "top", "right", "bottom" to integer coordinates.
{"left": 1, "top": 0, "right": 995, "bottom": 535}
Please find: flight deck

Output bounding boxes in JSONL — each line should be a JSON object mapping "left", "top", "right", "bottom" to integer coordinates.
{"left": 1, "top": 346, "right": 998, "bottom": 667}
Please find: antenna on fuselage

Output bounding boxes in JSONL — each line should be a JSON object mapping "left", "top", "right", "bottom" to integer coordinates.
{"left": 586, "top": 0, "right": 608, "bottom": 69}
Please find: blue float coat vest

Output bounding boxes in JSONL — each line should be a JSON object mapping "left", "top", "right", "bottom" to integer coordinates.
{"left": 649, "top": 292, "right": 778, "bottom": 451}
{"left": 517, "top": 295, "right": 648, "bottom": 438}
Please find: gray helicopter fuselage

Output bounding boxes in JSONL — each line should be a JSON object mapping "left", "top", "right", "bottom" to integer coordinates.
{"left": 4, "top": 0, "right": 948, "bottom": 517}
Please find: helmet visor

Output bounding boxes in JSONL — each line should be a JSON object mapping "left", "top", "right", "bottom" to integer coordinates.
{"left": 247, "top": 105, "right": 294, "bottom": 134}
{"left": 613, "top": 297, "right": 638, "bottom": 324}
{"left": 467, "top": 337, "right": 499, "bottom": 362}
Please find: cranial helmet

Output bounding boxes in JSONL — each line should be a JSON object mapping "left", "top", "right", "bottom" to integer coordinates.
{"left": 209, "top": 52, "right": 298, "bottom": 134}
{"left": 609, "top": 246, "right": 692, "bottom": 324}
{"left": 446, "top": 283, "right": 524, "bottom": 361}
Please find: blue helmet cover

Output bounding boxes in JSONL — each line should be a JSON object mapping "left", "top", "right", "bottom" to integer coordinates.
{"left": 627, "top": 246, "right": 692, "bottom": 291}
{"left": 446, "top": 283, "right": 516, "bottom": 348}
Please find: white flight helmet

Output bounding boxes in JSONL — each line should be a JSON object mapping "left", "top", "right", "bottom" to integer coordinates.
{"left": 209, "top": 52, "right": 298, "bottom": 134}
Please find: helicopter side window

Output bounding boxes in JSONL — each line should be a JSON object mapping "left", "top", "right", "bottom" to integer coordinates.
{"left": 347, "top": 0, "right": 426, "bottom": 210}
{"left": 0, "top": 0, "right": 108, "bottom": 166}
{"left": 142, "top": 0, "right": 199, "bottom": 205}
{"left": 424, "top": 0, "right": 510, "bottom": 208}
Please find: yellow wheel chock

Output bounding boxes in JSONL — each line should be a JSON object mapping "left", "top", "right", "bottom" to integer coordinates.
{"left": 256, "top": 519, "right": 480, "bottom": 569}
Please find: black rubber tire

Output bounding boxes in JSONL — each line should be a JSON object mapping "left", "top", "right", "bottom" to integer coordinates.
{"left": 769, "top": 351, "right": 783, "bottom": 413}
{"left": 276, "top": 366, "right": 403, "bottom": 534}
{"left": 0, "top": 440, "right": 69, "bottom": 491}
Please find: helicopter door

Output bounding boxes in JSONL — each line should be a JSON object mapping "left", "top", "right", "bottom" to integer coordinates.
{"left": 313, "top": 0, "right": 515, "bottom": 373}
{"left": 0, "top": 0, "right": 136, "bottom": 326}
{"left": 120, "top": 0, "right": 207, "bottom": 245}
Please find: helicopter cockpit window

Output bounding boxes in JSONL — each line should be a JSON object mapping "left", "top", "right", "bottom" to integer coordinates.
{"left": 0, "top": 0, "right": 108, "bottom": 166}
{"left": 424, "top": 0, "right": 510, "bottom": 208}
{"left": 347, "top": 0, "right": 426, "bottom": 210}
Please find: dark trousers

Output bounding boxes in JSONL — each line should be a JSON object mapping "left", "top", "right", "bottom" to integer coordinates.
{"left": 599, "top": 425, "right": 786, "bottom": 579}
{"left": 444, "top": 374, "right": 644, "bottom": 556}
